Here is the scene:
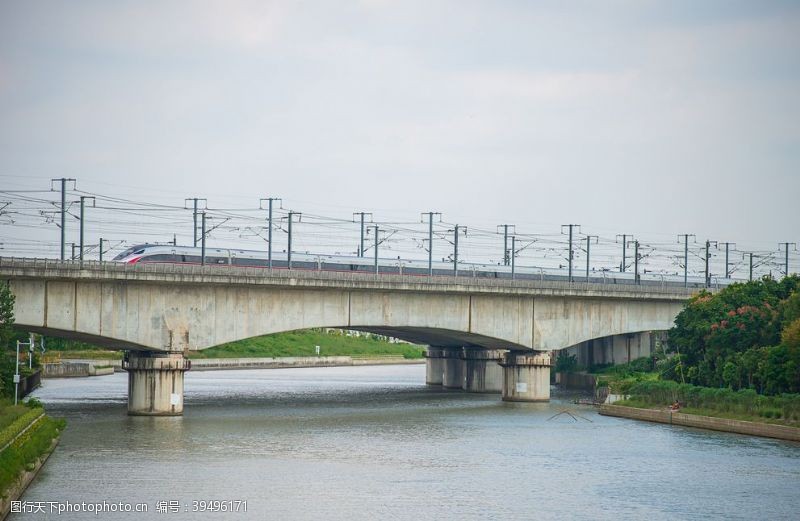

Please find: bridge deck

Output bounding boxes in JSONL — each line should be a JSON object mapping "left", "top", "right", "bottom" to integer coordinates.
{"left": 0, "top": 257, "right": 698, "bottom": 301}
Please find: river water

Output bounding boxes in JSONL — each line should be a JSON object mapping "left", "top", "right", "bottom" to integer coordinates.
{"left": 13, "top": 365, "right": 800, "bottom": 520}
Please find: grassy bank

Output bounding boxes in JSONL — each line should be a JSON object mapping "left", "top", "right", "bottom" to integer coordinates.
{"left": 0, "top": 403, "right": 31, "bottom": 431}
{"left": 48, "top": 329, "right": 426, "bottom": 360}
{"left": 617, "top": 380, "right": 800, "bottom": 426}
{"left": 191, "top": 330, "right": 425, "bottom": 359}
{"left": 0, "top": 401, "right": 65, "bottom": 497}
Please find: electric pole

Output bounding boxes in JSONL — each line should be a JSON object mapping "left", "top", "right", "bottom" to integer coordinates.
{"left": 561, "top": 224, "right": 580, "bottom": 283}
{"left": 99, "top": 238, "right": 105, "bottom": 262}
{"left": 451, "top": 225, "right": 467, "bottom": 277}
{"left": 779, "top": 242, "right": 797, "bottom": 277}
{"left": 201, "top": 212, "right": 207, "bottom": 266}
{"left": 422, "top": 212, "right": 441, "bottom": 276}
{"left": 79, "top": 196, "right": 95, "bottom": 267}
{"left": 678, "top": 234, "right": 696, "bottom": 288}
{"left": 51, "top": 178, "right": 76, "bottom": 261}
{"left": 720, "top": 242, "right": 736, "bottom": 278}
{"left": 353, "top": 212, "right": 373, "bottom": 257}
{"left": 260, "top": 197, "right": 282, "bottom": 268}
{"left": 743, "top": 252, "right": 755, "bottom": 281}
{"left": 185, "top": 198, "right": 207, "bottom": 247}
{"left": 704, "top": 240, "right": 718, "bottom": 288}
{"left": 369, "top": 224, "right": 380, "bottom": 274}
{"left": 585, "top": 235, "right": 598, "bottom": 282}
{"left": 497, "top": 224, "right": 515, "bottom": 266}
{"left": 511, "top": 236, "right": 517, "bottom": 280}
{"left": 616, "top": 234, "right": 632, "bottom": 273}
{"left": 633, "top": 240, "right": 640, "bottom": 285}
{"left": 286, "top": 211, "right": 301, "bottom": 269}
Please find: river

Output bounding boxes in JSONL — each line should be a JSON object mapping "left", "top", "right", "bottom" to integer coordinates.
{"left": 13, "top": 365, "right": 800, "bottom": 520}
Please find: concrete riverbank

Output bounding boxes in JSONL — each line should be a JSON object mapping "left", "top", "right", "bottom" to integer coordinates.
{"left": 599, "top": 404, "right": 800, "bottom": 442}
{"left": 47, "top": 355, "right": 424, "bottom": 376}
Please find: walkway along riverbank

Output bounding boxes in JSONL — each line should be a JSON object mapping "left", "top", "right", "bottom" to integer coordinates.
{"left": 599, "top": 404, "right": 800, "bottom": 442}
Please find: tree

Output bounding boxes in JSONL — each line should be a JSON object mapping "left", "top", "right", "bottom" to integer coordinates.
{"left": 667, "top": 277, "right": 800, "bottom": 394}
{"left": 0, "top": 282, "right": 16, "bottom": 398}
{"left": 0, "top": 281, "right": 14, "bottom": 348}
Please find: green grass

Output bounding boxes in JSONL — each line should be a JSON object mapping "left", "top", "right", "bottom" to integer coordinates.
{"left": 0, "top": 407, "right": 44, "bottom": 448}
{"left": 0, "top": 401, "right": 30, "bottom": 431}
{"left": 57, "top": 350, "right": 122, "bottom": 360}
{"left": 614, "top": 399, "right": 797, "bottom": 427}
{"left": 0, "top": 415, "right": 65, "bottom": 495}
{"left": 616, "top": 380, "right": 800, "bottom": 426}
{"left": 190, "top": 330, "right": 425, "bottom": 359}
{"left": 47, "top": 329, "right": 426, "bottom": 360}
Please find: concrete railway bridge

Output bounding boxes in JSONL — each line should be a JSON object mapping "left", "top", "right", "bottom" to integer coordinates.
{"left": 0, "top": 258, "right": 693, "bottom": 415}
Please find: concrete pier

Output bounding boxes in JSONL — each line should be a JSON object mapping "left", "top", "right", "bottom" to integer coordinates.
{"left": 442, "top": 347, "right": 465, "bottom": 389}
{"left": 425, "top": 346, "right": 445, "bottom": 385}
{"left": 463, "top": 348, "right": 504, "bottom": 393}
{"left": 124, "top": 351, "right": 190, "bottom": 416}
{"left": 500, "top": 351, "right": 551, "bottom": 402}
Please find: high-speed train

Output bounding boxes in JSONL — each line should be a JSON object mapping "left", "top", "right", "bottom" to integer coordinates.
{"left": 112, "top": 244, "right": 722, "bottom": 289}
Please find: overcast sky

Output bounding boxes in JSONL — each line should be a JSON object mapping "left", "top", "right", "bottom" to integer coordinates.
{"left": 1, "top": 1, "right": 798, "bottom": 256}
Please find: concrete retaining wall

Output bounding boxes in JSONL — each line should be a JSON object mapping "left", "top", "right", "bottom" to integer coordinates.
{"left": 43, "top": 362, "right": 117, "bottom": 378}
{"left": 187, "top": 356, "right": 424, "bottom": 371}
{"left": 599, "top": 405, "right": 800, "bottom": 442}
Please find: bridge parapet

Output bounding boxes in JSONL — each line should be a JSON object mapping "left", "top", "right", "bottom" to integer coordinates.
{"left": 0, "top": 257, "right": 698, "bottom": 301}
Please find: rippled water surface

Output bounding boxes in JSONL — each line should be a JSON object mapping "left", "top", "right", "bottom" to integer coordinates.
{"left": 13, "top": 365, "right": 800, "bottom": 520}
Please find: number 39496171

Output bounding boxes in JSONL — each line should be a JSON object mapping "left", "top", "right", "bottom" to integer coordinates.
{"left": 191, "top": 500, "right": 247, "bottom": 513}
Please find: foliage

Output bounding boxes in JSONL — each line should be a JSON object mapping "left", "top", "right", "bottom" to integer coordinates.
{"left": 39, "top": 337, "right": 103, "bottom": 352}
{"left": 190, "top": 329, "right": 426, "bottom": 359}
{"left": 0, "top": 415, "right": 65, "bottom": 496}
{"left": 42, "top": 329, "right": 426, "bottom": 360}
{"left": 0, "top": 401, "right": 30, "bottom": 431}
{"left": 667, "top": 276, "right": 800, "bottom": 394}
{"left": 0, "top": 407, "right": 43, "bottom": 449}
{"left": 0, "top": 281, "right": 14, "bottom": 348}
{"left": 554, "top": 352, "right": 578, "bottom": 373}
{"left": 0, "top": 282, "right": 17, "bottom": 399}
{"left": 24, "top": 397, "right": 43, "bottom": 409}
{"left": 625, "top": 380, "right": 800, "bottom": 424}
{"left": 589, "top": 356, "right": 660, "bottom": 394}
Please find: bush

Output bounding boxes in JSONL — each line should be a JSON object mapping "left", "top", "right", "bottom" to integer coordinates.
{"left": 625, "top": 380, "right": 800, "bottom": 422}
{"left": 554, "top": 352, "right": 578, "bottom": 373}
{"left": 24, "top": 397, "right": 43, "bottom": 409}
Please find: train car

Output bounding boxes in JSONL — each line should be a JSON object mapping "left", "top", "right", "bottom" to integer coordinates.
{"left": 112, "top": 243, "right": 713, "bottom": 289}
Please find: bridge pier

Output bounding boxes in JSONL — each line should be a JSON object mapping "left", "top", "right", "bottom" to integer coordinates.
{"left": 463, "top": 348, "right": 504, "bottom": 393}
{"left": 500, "top": 352, "right": 551, "bottom": 402}
{"left": 442, "top": 347, "right": 465, "bottom": 389}
{"left": 123, "top": 351, "right": 190, "bottom": 416}
{"left": 425, "top": 346, "right": 445, "bottom": 385}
